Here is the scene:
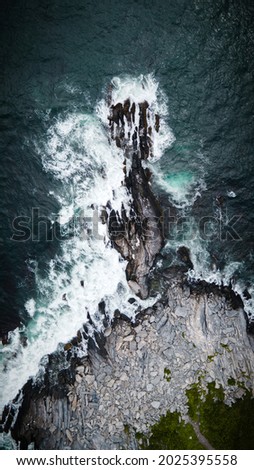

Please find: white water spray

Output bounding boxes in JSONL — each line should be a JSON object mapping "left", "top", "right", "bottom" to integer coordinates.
{"left": 0, "top": 74, "right": 173, "bottom": 412}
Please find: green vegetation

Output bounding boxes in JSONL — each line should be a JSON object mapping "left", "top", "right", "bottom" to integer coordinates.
{"left": 164, "top": 368, "right": 171, "bottom": 382}
{"left": 123, "top": 423, "right": 131, "bottom": 448}
{"left": 207, "top": 352, "right": 220, "bottom": 363}
{"left": 227, "top": 377, "right": 248, "bottom": 390}
{"left": 241, "top": 371, "right": 251, "bottom": 380}
{"left": 186, "top": 381, "right": 254, "bottom": 449}
{"left": 124, "top": 424, "right": 130, "bottom": 435}
{"left": 207, "top": 355, "right": 215, "bottom": 363}
{"left": 137, "top": 411, "right": 205, "bottom": 450}
{"left": 137, "top": 380, "right": 254, "bottom": 450}
{"left": 220, "top": 343, "right": 232, "bottom": 353}
{"left": 227, "top": 377, "right": 236, "bottom": 386}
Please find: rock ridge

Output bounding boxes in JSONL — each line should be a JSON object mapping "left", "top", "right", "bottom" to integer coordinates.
{"left": 1, "top": 93, "right": 254, "bottom": 450}
{"left": 3, "top": 273, "right": 254, "bottom": 450}
{"left": 106, "top": 99, "right": 164, "bottom": 299}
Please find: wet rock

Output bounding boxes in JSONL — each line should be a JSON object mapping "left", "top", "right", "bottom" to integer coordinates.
{"left": 128, "top": 280, "right": 141, "bottom": 296}
{"left": 216, "top": 194, "right": 225, "bottom": 206}
{"left": 155, "top": 114, "right": 160, "bottom": 132}
{"left": 177, "top": 246, "right": 193, "bottom": 270}
{"left": 88, "top": 331, "right": 107, "bottom": 358}
{"left": 128, "top": 297, "right": 137, "bottom": 304}
{"left": 98, "top": 300, "right": 106, "bottom": 315}
{"left": 243, "top": 288, "right": 251, "bottom": 300}
{"left": 107, "top": 99, "right": 165, "bottom": 299}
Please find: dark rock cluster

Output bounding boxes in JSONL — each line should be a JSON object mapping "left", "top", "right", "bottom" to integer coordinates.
{"left": 107, "top": 100, "right": 164, "bottom": 299}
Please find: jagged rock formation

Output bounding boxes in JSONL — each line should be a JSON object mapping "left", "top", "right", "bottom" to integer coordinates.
{"left": 106, "top": 99, "right": 164, "bottom": 299}
{"left": 3, "top": 273, "right": 254, "bottom": 450}
{"left": 2, "top": 94, "right": 254, "bottom": 450}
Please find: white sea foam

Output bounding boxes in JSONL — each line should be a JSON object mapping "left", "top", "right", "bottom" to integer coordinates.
{"left": 188, "top": 255, "right": 254, "bottom": 321}
{"left": 152, "top": 166, "right": 206, "bottom": 208}
{"left": 25, "top": 298, "right": 36, "bottom": 318}
{"left": 3, "top": 73, "right": 250, "bottom": 416}
{"left": 227, "top": 190, "right": 236, "bottom": 198}
{"left": 183, "top": 236, "right": 254, "bottom": 322}
{"left": 1, "top": 75, "right": 170, "bottom": 411}
{"left": 164, "top": 216, "right": 254, "bottom": 324}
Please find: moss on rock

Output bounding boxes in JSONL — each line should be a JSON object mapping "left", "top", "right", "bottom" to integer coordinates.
{"left": 164, "top": 368, "right": 171, "bottom": 382}
{"left": 137, "top": 411, "right": 205, "bottom": 450}
{"left": 187, "top": 381, "right": 254, "bottom": 449}
{"left": 137, "top": 381, "right": 254, "bottom": 450}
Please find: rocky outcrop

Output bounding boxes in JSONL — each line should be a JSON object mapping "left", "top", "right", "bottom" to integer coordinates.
{"left": 4, "top": 273, "right": 254, "bottom": 450}
{"left": 2, "top": 93, "right": 254, "bottom": 451}
{"left": 107, "top": 100, "right": 164, "bottom": 299}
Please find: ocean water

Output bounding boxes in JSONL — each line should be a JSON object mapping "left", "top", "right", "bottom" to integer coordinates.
{"left": 0, "top": 0, "right": 254, "bottom": 416}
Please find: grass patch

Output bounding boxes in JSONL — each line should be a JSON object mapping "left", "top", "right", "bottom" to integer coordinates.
{"left": 124, "top": 424, "right": 130, "bottom": 435}
{"left": 227, "top": 377, "right": 236, "bottom": 386}
{"left": 137, "top": 411, "right": 205, "bottom": 450}
{"left": 187, "top": 381, "right": 254, "bottom": 449}
{"left": 207, "top": 352, "right": 220, "bottom": 363}
{"left": 164, "top": 368, "right": 171, "bottom": 382}
{"left": 137, "top": 380, "right": 254, "bottom": 450}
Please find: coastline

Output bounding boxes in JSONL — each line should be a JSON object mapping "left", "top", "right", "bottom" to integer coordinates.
{"left": 1, "top": 94, "right": 254, "bottom": 450}
{"left": 3, "top": 272, "right": 254, "bottom": 450}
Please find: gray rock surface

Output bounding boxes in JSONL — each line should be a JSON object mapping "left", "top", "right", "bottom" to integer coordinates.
{"left": 7, "top": 277, "right": 254, "bottom": 450}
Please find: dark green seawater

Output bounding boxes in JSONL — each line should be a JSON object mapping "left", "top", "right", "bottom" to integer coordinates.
{"left": 0, "top": 0, "right": 254, "bottom": 413}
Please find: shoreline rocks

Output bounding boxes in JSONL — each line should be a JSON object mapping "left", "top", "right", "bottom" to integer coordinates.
{"left": 3, "top": 273, "right": 254, "bottom": 450}
{"left": 107, "top": 100, "right": 165, "bottom": 299}
{"left": 1, "top": 94, "right": 254, "bottom": 450}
